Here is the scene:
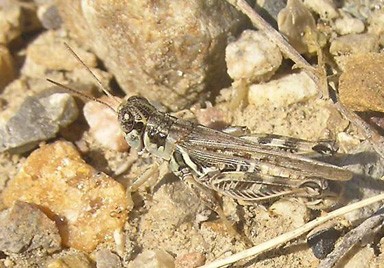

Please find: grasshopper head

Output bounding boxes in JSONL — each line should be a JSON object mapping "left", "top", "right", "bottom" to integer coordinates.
{"left": 117, "top": 96, "right": 156, "bottom": 152}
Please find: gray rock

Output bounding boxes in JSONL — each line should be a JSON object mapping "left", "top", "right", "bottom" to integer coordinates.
{"left": 41, "top": 5, "right": 62, "bottom": 30}
{"left": 0, "top": 88, "right": 78, "bottom": 154}
{"left": 96, "top": 249, "right": 122, "bottom": 268}
{"left": 0, "top": 201, "right": 61, "bottom": 254}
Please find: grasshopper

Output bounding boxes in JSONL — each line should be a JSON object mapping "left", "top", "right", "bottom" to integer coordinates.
{"left": 47, "top": 44, "right": 352, "bottom": 241}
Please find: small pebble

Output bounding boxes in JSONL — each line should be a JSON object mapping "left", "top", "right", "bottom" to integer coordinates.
{"left": 248, "top": 72, "right": 317, "bottom": 108}
{"left": 2, "top": 141, "right": 128, "bottom": 252}
{"left": 0, "top": 201, "right": 61, "bottom": 254}
{"left": 39, "top": 5, "right": 62, "bottom": 30}
{"left": 0, "top": 90, "right": 79, "bottom": 154}
{"left": 47, "top": 252, "right": 92, "bottom": 268}
{"left": 83, "top": 99, "right": 129, "bottom": 152}
{"left": 334, "top": 13, "right": 365, "bottom": 35}
{"left": 307, "top": 227, "right": 341, "bottom": 259}
{"left": 128, "top": 250, "right": 175, "bottom": 268}
{"left": 226, "top": 30, "right": 282, "bottom": 83}
{"left": 175, "top": 252, "right": 206, "bottom": 268}
{"left": 95, "top": 249, "right": 122, "bottom": 268}
{"left": 330, "top": 33, "right": 379, "bottom": 56}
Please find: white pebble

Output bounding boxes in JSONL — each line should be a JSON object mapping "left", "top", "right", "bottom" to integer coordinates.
{"left": 334, "top": 14, "right": 365, "bottom": 35}
{"left": 225, "top": 30, "right": 282, "bottom": 83}
{"left": 248, "top": 72, "right": 317, "bottom": 107}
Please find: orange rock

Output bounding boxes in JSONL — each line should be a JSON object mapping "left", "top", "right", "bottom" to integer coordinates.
{"left": 2, "top": 141, "right": 128, "bottom": 252}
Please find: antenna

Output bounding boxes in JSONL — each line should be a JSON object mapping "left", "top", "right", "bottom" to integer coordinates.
{"left": 63, "top": 42, "right": 121, "bottom": 107}
{"left": 46, "top": 78, "right": 117, "bottom": 113}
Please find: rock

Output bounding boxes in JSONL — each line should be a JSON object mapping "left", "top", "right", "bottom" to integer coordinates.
{"left": 225, "top": 30, "right": 282, "bottom": 83}
{"left": 278, "top": 0, "right": 326, "bottom": 54}
{"left": 338, "top": 53, "right": 384, "bottom": 113}
{"left": 0, "top": 201, "right": 61, "bottom": 254}
{"left": 0, "top": 45, "right": 15, "bottom": 90}
{"left": 38, "top": 5, "right": 63, "bottom": 30}
{"left": 0, "top": 89, "right": 79, "bottom": 154}
{"left": 83, "top": 98, "right": 129, "bottom": 152}
{"left": 2, "top": 141, "right": 129, "bottom": 252}
{"left": 95, "top": 249, "right": 122, "bottom": 268}
{"left": 128, "top": 250, "right": 175, "bottom": 268}
{"left": 47, "top": 252, "right": 92, "bottom": 268}
{"left": 175, "top": 252, "right": 206, "bottom": 268}
{"left": 303, "top": 0, "right": 339, "bottom": 20}
{"left": 334, "top": 13, "right": 365, "bottom": 35}
{"left": 0, "top": 1, "right": 22, "bottom": 44}
{"left": 248, "top": 72, "right": 317, "bottom": 108}
{"left": 21, "top": 31, "right": 97, "bottom": 78}
{"left": 330, "top": 33, "right": 379, "bottom": 56}
{"left": 56, "top": 0, "right": 249, "bottom": 109}
{"left": 307, "top": 227, "right": 341, "bottom": 259}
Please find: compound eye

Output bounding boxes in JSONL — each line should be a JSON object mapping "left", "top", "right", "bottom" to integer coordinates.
{"left": 119, "top": 111, "right": 134, "bottom": 133}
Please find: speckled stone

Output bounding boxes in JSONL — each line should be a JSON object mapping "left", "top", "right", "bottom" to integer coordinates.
{"left": 339, "top": 53, "right": 384, "bottom": 113}
{"left": 56, "top": 0, "right": 249, "bottom": 109}
{"left": 226, "top": 30, "right": 282, "bottom": 83}
{"left": 0, "top": 201, "right": 61, "bottom": 254}
{"left": 175, "top": 252, "right": 206, "bottom": 268}
{"left": 95, "top": 249, "right": 122, "bottom": 268}
{"left": 2, "top": 141, "right": 129, "bottom": 252}
{"left": 330, "top": 33, "right": 379, "bottom": 56}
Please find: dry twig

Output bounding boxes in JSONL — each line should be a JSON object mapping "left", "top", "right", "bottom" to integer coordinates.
{"left": 202, "top": 193, "right": 384, "bottom": 268}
